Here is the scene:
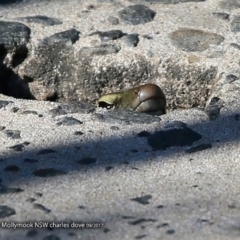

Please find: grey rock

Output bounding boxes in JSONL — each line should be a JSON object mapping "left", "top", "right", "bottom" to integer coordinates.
{"left": 107, "top": 16, "right": 119, "bottom": 25}
{"left": 0, "top": 100, "right": 13, "bottom": 109}
{"left": 212, "top": 12, "right": 230, "bottom": 21}
{"left": 148, "top": 127, "right": 202, "bottom": 150}
{"left": 9, "top": 142, "right": 29, "bottom": 151}
{"left": 41, "top": 28, "right": 80, "bottom": 45}
{"left": 219, "top": 0, "right": 240, "bottom": 10}
{"left": 131, "top": 195, "right": 152, "bottom": 205}
{"left": 16, "top": 15, "right": 62, "bottom": 26}
{"left": 128, "top": 218, "right": 157, "bottom": 225}
{"left": 33, "top": 203, "right": 51, "bottom": 213}
{"left": 170, "top": 28, "right": 224, "bottom": 51}
{"left": 163, "top": 121, "right": 187, "bottom": 129}
{"left": 0, "top": 21, "right": 30, "bottom": 51}
{"left": 56, "top": 116, "right": 83, "bottom": 126}
{"left": 231, "top": 15, "right": 240, "bottom": 32}
{"left": 230, "top": 43, "right": 240, "bottom": 50}
{"left": 80, "top": 44, "right": 121, "bottom": 56}
{"left": 0, "top": 205, "right": 16, "bottom": 218}
{"left": 90, "top": 30, "right": 125, "bottom": 42}
{"left": 3, "top": 129, "right": 21, "bottom": 139}
{"left": 122, "top": 34, "right": 139, "bottom": 47}
{"left": 225, "top": 74, "right": 239, "bottom": 84}
{"left": 118, "top": 4, "right": 156, "bottom": 25}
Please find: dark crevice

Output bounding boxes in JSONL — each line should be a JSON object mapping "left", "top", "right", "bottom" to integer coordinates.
{"left": 12, "top": 47, "right": 29, "bottom": 68}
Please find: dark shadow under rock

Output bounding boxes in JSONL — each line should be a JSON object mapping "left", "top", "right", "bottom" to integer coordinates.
{"left": 148, "top": 127, "right": 202, "bottom": 150}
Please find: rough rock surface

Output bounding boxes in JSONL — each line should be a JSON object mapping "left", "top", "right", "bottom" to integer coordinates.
{"left": 1, "top": 0, "right": 239, "bottom": 112}
{"left": 0, "top": 0, "right": 240, "bottom": 240}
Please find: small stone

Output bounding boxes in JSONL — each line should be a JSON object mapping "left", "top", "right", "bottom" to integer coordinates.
{"left": 225, "top": 74, "right": 239, "bottom": 84}
{"left": 90, "top": 30, "right": 125, "bottom": 42}
{"left": 56, "top": 117, "right": 83, "bottom": 126}
{"left": 230, "top": 43, "right": 240, "bottom": 50}
{"left": 77, "top": 158, "right": 97, "bottom": 165}
{"left": 166, "top": 229, "right": 175, "bottom": 234}
{"left": 0, "top": 126, "right": 6, "bottom": 131}
{"left": 3, "top": 129, "right": 21, "bottom": 139}
{"left": 4, "top": 165, "right": 20, "bottom": 172}
{"left": 122, "top": 34, "right": 139, "bottom": 47}
{"left": 170, "top": 28, "right": 224, "bottom": 51}
{"left": 110, "top": 126, "right": 119, "bottom": 130}
{"left": 135, "top": 234, "right": 147, "bottom": 239}
{"left": 41, "top": 28, "right": 80, "bottom": 45}
{"left": 128, "top": 218, "right": 157, "bottom": 225}
{"left": 212, "top": 12, "right": 230, "bottom": 21}
{"left": 118, "top": 4, "right": 156, "bottom": 25}
{"left": 131, "top": 195, "right": 152, "bottom": 205}
{"left": 185, "top": 143, "right": 212, "bottom": 153}
{"left": 0, "top": 100, "right": 13, "bottom": 109}
{"left": 0, "top": 205, "right": 16, "bottom": 218}
{"left": 163, "top": 121, "right": 187, "bottom": 129}
{"left": 9, "top": 143, "right": 26, "bottom": 151}
{"left": 21, "top": 110, "right": 38, "bottom": 115}
{"left": 33, "top": 203, "right": 51, "bottom": 214}
{"left": 107, "top": 16, "right": 119, "bottom": 25}
{"left": 74, "top": 131, "right": 84, "bottom": 135}
{"left": 11, "top": 107, "right": 20, "bottom": 113}
{"left": 16, "top": 15, "right": 62, "bottom": 26}
{"left": 231, "top": 15, "right": 240, "bottom": 32}
{"left": 148, "top": 127, "right": 202, "bottom": 150}
{"left": 33, "top": 168, "right": 67, "bottom": 177}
